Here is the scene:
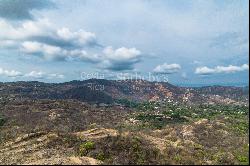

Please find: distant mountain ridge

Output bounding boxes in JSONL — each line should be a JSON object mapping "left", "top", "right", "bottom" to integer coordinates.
{"left": 0, "top": 79, "right": 248, "bottom": 105}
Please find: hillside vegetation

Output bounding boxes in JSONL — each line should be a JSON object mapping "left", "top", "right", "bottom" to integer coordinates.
{"left": 0, "top": 80, "right": 248, "bottom": 165}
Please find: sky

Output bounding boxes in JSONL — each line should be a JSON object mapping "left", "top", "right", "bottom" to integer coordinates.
{"left": 0, "top": 0, "right": 249, "bottom": 86}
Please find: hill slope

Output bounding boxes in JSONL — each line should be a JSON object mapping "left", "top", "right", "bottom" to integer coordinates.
{"left": 0, "top": 79, "right": 248, "bottom": 105}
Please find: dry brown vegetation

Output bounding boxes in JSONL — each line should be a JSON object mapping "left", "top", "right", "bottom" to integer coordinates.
{"left": 0, "top": 99, "right": 249, "bottom": 165}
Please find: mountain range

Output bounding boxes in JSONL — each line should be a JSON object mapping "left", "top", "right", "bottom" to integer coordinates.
{"left": 0, "top": 79, "right": 248, "bottom": 105}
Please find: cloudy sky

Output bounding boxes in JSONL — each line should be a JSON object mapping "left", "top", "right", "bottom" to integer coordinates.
{"left": 0, "top": 0, "right": 249, "bottom": 86}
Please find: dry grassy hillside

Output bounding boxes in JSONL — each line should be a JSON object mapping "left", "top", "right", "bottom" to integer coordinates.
{"left": 0, "top": 99, "right": 248, "bottom": 165}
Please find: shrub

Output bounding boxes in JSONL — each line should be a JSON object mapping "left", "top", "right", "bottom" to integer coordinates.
{"left": 96, "top": 152, "right": 106, "bottom": 161}
{"left": 236, "top": 155, "right": 248, "bottom": 164}
{"left": 79, "top": 141, "right": 95, "bottom": 156}
{"left": 237, "top": 155, "right": 248, "bottom": 163}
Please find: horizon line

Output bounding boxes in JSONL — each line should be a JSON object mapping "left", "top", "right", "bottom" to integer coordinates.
{"left": 0, "top": 78, "right": 248, "bottom": 88}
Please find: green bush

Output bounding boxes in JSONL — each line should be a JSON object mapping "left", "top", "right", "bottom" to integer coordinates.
{"left": 79, "top": 141, "right": 95, "bottom": 156}
{"left": 236, "top": 155, "right": 248, "bottom": 164}
{"left": 96, "top": 152, "right": 106, "bottom": 161}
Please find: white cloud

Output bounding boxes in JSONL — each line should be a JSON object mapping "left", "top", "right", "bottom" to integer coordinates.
{"left": 0, "top": 68, "right": 22, "bottom": 77}
{"left": 195, "top": 67, "right": 215, "bottom": 75}
{"left": 1, "top": 19, "right": 142, "bottom": 71}
{"left": 101, "top": 46, "right": 141, "bottom": 71}
{"left": 0, "top": 68, "right": 23, "bottom": 77}
{"left": 103, "top": 46, "right": 141, "bottom": 62}
{"left": 0, "top": 67, "right": 64, "bottom": 80}
{"left": 21, "top": 41, "right": 65, "bottom": 61}
{"left": 0, "top": 19, "right": 97, "bottom": 49}
{"left": 20, "top": 41, "right": 142, "bottom": 71}
{"left": 216, "top": 64, "right": 249, "bottom": 73}
{"left": 24, "top": 71, "right": 46, "bottom": 79}
{"left": 47, "top": 73, "right": 65, "bottom": 79}
{"left": 21, "top": 41, "right": 60, "bottom": 55}
{"left": 56, "top": 28, "right": 96, "bottom": 46}
{"left": 195, "top": 64, "right": 249, "bottom": 75}
{"left": 24, "top": 71, "right": 64, "bottom": 79}
{"left": 153, "top": 63, "right": 181, "bottom": 74}
{"left": 0, "top": 19, "right": 51, "bottom": 40}
{"left": 21, "top": 41, "right": 98, "bottom": 62}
